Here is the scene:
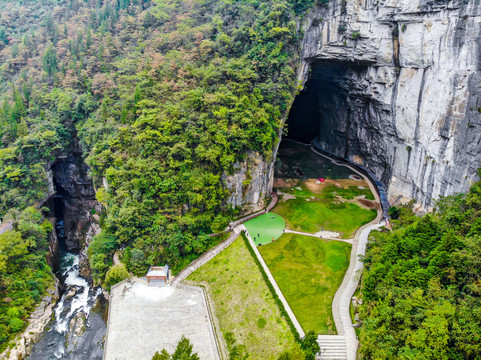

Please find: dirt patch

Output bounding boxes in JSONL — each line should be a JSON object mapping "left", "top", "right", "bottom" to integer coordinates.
{"left": 356, "top": 198, "right": 379, "bottom": 210}
{"left": 336, "top": 179, "right": 369, "bottom": 188}
{"left": 304, "top": 178, "right": 330, "bottom": 192}
{"left": 274, "top": 178, "right": 298, "bottom": 188}
{"left": 277, "top": 191, "right": 296, "bottom": 201}
{"left": 300, "top": 178, "right": 372, "bottom": 193}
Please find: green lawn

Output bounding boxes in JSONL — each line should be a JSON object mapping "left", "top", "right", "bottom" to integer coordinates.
{"left": 259, "top": 233, "right": 351, "bottom": 334}
{"left": 244, "top": 212, "right": 285, "bottom": 245}
{"left": 188, "top": 237, "right": 303, "bottom": 360}
{"left": 273, "top": 188, "right": 377, "bottom": 238}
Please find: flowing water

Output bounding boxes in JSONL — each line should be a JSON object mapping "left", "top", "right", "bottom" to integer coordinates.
{"left": 27, "top": 247, "right": 107, "bottom": 359}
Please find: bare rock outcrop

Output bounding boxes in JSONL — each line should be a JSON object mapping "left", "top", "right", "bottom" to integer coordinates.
{"left": 296, "top": 0, "right": 481, "bottom": 210}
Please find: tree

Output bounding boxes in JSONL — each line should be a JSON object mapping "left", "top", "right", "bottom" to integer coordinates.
{"left": 152, "top": 350, "right": 170, "bottom": 360}
{"left": 151, "top": 336, "right": 199, "bottom": 360}
{"left": 300, "top": 331, "right": 320, "bottom": 360}
{"left": 389, "top": 206, "right": 400, "bottom": 219}
{"left": 105, "top": 263, "right": 130, "bottom": 289}
{"left": 130, "top": 248, "right": 147, "bottom": 274}
{"left": 42, "top": 44, "right": 58, "bottom": 76}
{"left": 172, "top": 336, "right": 200, "bottom": 360}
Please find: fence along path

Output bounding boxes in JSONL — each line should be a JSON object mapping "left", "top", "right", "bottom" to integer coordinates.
{"left": 173, "top": 191, "right": 279, "bottom": 285}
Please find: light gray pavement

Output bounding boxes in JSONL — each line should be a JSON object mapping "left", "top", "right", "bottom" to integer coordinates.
{"left": 315, "top": 148, "right": 384, "bottom": 360}
{"left": 284, "top": 229, "right": 353, "bottom": 244}
{"left": 242, "top": 225, "right": 305, "bottom": 338}
{"left": 104, "top": 279, "right": 219, "bottom": 360}
{"left": 338, "top": 221, "right": 384, "bottom": 360}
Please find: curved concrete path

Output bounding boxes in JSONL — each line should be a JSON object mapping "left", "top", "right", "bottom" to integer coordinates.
{"left": 311, "top": 146, "right": 384, "bottom": 360}
{"left": 337, "top": 221, "right": 384, "bottom": 360}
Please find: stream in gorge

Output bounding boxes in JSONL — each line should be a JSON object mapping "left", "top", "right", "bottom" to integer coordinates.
{"left": 28, "top": 153, "right": 108, "bottom": 359}
{"left": 27, "top": 221, "right": 107, "bottom": 359}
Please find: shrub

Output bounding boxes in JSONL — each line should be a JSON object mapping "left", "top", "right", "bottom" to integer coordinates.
{"left": 300, "top": 331, "right": 320, "bottom": 359}
{"left": 389, "top": 206, "right": 401, "bottom": 220}
{"left": 105, "top": 264, "right": 130, "bottom": 290}
{"left": 351, "top": 31, "right": 361, "bottom": 40}
{"left": 8, "top": 318, "right": 24, "bottom": 333}
{"left": 130, "top": 248, "right": 147, "bottom": 275}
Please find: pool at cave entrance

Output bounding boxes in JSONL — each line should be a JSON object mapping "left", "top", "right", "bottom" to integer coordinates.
{"left": 275, "top": 139, "right": 355, "bottom": 181}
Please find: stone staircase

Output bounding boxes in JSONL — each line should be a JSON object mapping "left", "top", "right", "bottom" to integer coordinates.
{"left": 317, "top": 335, "right": 347, "bottom": 360}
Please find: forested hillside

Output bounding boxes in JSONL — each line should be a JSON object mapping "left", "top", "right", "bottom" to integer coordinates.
{"left": 359, "top": 173, "right": 481, "bottom": 359}
{"left": 0, "top": 0, "right": 321, "bottom": 348}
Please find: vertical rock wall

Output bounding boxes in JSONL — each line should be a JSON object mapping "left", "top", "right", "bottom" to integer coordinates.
{"left": 223, "top": 151, "right": 276, "bottom": 213}
{"left": 50, "top": 149, "right": 97, "bottom": 252}
{"left": 294, "top": 0, "right": 481, "bottom": 210}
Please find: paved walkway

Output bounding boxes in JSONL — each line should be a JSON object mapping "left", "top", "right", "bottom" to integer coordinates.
{"left": 172, "top": 226, "right": 242, "bottom": 285}
{"left": 338, "top": 221, "right": 384, "bottom": 360}
{"left": 283, "top": 229, "right": 353, "bottom": 244}
{"left": 312, "top": 148, "right": 385, "bottom": 360}
{"left": 112, "top": 251, "right": 120, "bottom": 266}
{"left": 242, "top": 225, "right": 305, "bottom": 338}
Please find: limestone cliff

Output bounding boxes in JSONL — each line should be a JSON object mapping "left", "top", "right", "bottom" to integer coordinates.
{"left": 294, "top": 0, "right": 481, "bottom": 211}
{"left": 50, "top": 149, "right": 97, "bottom": 252}
{"left": 223, "top": 151, "right": 276, "bottom": 213}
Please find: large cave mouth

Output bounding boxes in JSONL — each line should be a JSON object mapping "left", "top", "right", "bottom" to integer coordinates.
{"left": 285, "top": 60, "right": 369, "bottom": 152}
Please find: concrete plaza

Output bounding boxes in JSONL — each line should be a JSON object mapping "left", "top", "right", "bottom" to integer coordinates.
{"left": 104, "top": 280, "right": 219, "bottom": 360}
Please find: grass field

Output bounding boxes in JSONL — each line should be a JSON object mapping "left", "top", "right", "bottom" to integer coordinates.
{"left": 259, "top": 233, "right": 351, "bottom": 334}
{"left": 188, "top": 237, "right": 303, "bottom": 360}
{"left": 273, "top": 195, "right": 377, "bottom": 238}
{"left": 274, "top": 141, "right": 378, "bottom": 238}
{"left": 244, "top": 212, "right": 285, "bottom": 245}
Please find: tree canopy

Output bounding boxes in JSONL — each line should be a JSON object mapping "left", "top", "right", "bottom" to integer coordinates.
{"left": 359, "top": 173, "right": 481, "bottom": 359}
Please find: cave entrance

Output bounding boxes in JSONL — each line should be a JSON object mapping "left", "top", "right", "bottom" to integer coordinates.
{"left": 285, "top": 60, "right": 368, "bottom": 154}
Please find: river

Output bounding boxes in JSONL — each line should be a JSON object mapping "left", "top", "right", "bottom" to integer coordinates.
{"left": 27, "top": 233, "right": 107, "bottom": 360}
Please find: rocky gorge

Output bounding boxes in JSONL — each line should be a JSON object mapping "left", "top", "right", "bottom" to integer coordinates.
{"left": 0, "top": 141, "right": 104, "bottom": 360}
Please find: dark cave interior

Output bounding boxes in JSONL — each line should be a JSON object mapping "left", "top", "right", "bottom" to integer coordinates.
{"left": 285, "top": 60, "right": 368, "bottom": 149}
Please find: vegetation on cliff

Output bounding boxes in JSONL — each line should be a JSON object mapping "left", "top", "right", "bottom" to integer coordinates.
{"left": 359, "top": 173, "right": 481, "bottom": 359}
{"left": 0, "top": 0, "right": 314, "bottom": 278}
{"left": 0, "top": 208, "right": 55, "bottom": 351}
{"left": 0, "top": 0, "right": 323, "bottom": 347}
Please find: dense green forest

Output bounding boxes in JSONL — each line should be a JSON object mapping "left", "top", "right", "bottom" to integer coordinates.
{"left": 359, "top": 173, "right": 481, "bottom": 359}
{"left": 0, "top": 0, "right": 321, "bottom": 348}
{"left": 0, "top": 207, "right": 55, "bottom": 349}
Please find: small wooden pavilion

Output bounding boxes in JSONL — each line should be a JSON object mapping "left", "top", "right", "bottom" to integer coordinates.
{"left": 146, "top": 265, "right": 169, "bottom": 285}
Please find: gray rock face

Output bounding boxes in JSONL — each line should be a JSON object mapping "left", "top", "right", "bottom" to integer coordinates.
{"left": 294, "top": 0, "right": 481, "bottom": 210}
{"left": 50, "top": 150, "right": 97, "bottom": 252}
{"left": 223, "top": 151, "right": 276, "bottom": 213}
